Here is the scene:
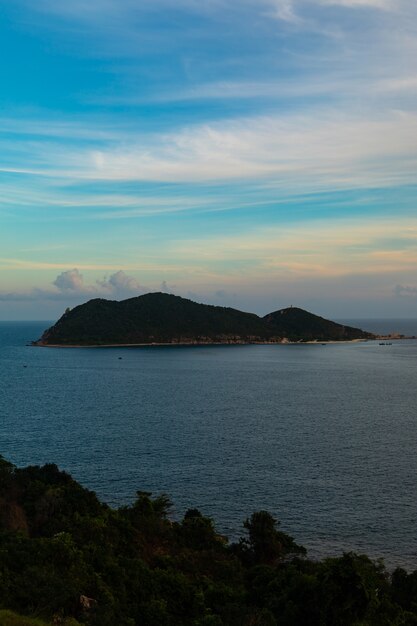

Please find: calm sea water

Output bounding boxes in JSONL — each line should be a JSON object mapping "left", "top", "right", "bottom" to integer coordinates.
{"left": 1, "top": 320, "right": 417, "bottom": 569}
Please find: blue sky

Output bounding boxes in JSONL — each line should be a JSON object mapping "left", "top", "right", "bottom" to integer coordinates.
{"left": 1, "top": 0, "right": 417, "bottom": 319}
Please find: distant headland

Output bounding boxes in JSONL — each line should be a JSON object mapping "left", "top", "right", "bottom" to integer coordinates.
{"left": 33, "top": 292, "right": 374, "bottom": 347}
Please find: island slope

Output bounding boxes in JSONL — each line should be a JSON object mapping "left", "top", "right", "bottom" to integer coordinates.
{"left": 263, "top": 306, "right": 371, "bottom": 341}
{"left": 35, "top": 292, "right": 373, "bottom": 346}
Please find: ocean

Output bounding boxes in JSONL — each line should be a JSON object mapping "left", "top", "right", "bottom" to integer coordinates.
{"left": 1, "top": 319, "right": 417, "bottom": 569}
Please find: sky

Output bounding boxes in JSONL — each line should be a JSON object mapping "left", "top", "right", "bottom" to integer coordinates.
{"left": 0, "top": 0, "right": 417, "bottom": 320}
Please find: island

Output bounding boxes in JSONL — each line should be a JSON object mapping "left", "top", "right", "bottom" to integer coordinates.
{"left": 33, "top": 293, "right": 373, "bottom": 346}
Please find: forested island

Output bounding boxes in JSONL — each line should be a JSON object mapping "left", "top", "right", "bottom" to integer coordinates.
{"left": 34, "top": 293, "right": 373, "bottom": 346}
{"left": 1, "top": 456, "right": 417, "bottom": 626}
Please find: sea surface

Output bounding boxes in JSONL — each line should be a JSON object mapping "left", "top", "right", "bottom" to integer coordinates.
{"left": 1, "top": 320, "right": 417, "bottom": 569}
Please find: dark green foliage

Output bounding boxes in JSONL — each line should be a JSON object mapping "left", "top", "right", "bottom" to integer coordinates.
{"left": 239, "top": 511, "right": 306, "bottom": 565}
{"left": 0, "top": 609, "right": 80, "bottom": 625}
{"left": 392, "top": 568, "right": 417, "bottom": 615}
{"left": 179, "top": 509, "right": 223, "bottom": 551}
{"left": 0, "top": 456, "right": 415, "bottom": 626}
{"left": 35, "top": 293, "right": 373, "bottom": 345}
{"left": 263, "top": 306, "right": 370, "bottom": 341}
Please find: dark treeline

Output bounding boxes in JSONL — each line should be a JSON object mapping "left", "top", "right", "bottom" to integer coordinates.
{"left": 1, "top": 456, "right": 416, "bottom": 626}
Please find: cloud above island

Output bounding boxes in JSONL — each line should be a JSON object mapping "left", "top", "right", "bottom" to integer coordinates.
{"left": 53, "top": 269, "right": 85, "bottom": 292}
{"left": 0, "top": 270, "right": 146, "bottom": 303}
{"left": 1, "top": 213, "right": 417, "bottom": 320}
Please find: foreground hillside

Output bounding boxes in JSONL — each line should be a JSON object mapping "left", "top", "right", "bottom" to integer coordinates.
{"left": 1, "top": 456, "right": 417, "bottom": 626}
{"left": 35, "top": 293, "right": 373, "bottom": 345}
{"left": 0, "top": 610, "right": 78, "bottom": 626}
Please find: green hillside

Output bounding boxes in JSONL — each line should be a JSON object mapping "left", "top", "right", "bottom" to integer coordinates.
{"left": 1, "top": 456, "right": 416, "bottom": 626}
{"left": 264, "top": 306, "right": 369, "bottom": 341}
{"left": 35, "top": 293, "right": 373, "bottom": 346}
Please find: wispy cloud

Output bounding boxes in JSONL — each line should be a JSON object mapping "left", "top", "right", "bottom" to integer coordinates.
{"left": 317, "top": 0, "right": 393, "bottom": 9}
{"left": 9, "top": 110, "right": 414, "bottom": 189}
{"left": 0, "top": 107, "right": 416, "bottom": 225}
{"left": 2, "top": 0, "right": 416, "bottom": 195}
{"left": 167, "top": 216, "right": 417, "bottom": 279}
{"left": 267, "top": 0, "right": 300, "bottom": 23}
{"left": 127, "top": 69, "right": 417, "bottom": 106}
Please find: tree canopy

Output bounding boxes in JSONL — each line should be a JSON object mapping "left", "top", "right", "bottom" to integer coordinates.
{"left": 0, "top": 456, "right": 415, "bottom": 626}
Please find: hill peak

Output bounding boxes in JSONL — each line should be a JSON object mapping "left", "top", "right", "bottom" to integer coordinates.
{"left": 264, "top": 306, "right": 369, "bottom": 341}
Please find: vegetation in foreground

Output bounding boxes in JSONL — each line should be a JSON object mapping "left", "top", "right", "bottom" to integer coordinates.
{"left": 1, "top": 456, "right": 416, "bottom": 626}
{"left": 0, "top": 610, "right": 79, "bottom": 626}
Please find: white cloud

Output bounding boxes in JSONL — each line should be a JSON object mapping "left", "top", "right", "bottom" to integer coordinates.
{"left": 268, "top": 0, "right": 300, "bottom": 22}
{"left": 283, "top": 0, "right": 410, "bottom": 13}
{"left": 316, "top": 0, "right": 393, "bottom": 9}
{"left": 0, "top": 269, "right": 146, "bottom": 302}
{"left": 2, "top": 108, "right": 416, "bottom": 194}
{"left": 53, "top": 268, "right": 86, "bottom": 291}
{"left": 16, "top": 0, "right": 417, "bottom": 61}
{"left": 97, "top": 270, "right": 145, "bottom": 297}
{"left": 55, "top": 110, "right": 417, "bottom": 190}
{"left": 262, "top": 0, "right": 404, "bottom": 29}
{"left": 0, "top": 104, "right": 416, "bottom": 215}
{"left": 23, "top": 0, "right": 404, "bottom": 21}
